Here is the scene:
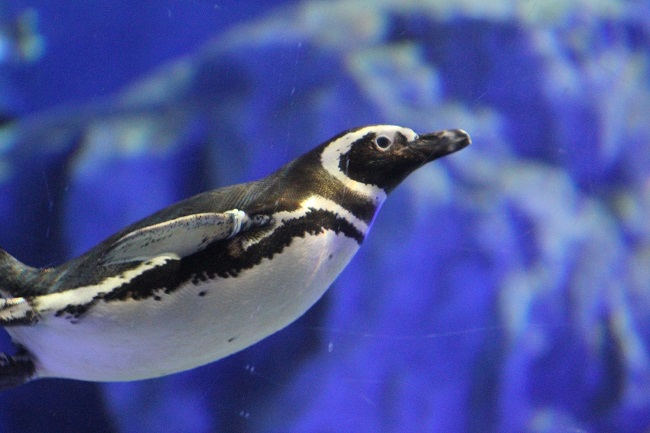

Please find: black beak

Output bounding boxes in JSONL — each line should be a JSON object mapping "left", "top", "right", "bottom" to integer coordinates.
{"left": 412, "top": 129, "right": 471, "bottom": 162}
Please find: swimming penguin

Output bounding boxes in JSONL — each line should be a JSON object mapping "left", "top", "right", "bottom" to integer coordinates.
{"left": 0, "top": 125, "right": 470, "bottom": 390}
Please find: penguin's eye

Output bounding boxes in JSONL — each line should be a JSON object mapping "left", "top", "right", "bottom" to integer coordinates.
{"left": 374, "top": 135, "right": 393, "bottom": 151}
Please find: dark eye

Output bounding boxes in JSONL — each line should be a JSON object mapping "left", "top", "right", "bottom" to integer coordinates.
{"left": 374, "top": 135, "right": 393, "bottom": 150}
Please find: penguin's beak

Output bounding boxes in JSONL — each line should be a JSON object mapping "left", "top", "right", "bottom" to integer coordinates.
{"left": 411, "top": 129, "right": 471, "bottom": 162}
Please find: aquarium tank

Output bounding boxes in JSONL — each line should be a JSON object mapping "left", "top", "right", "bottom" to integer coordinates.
{"left": 0, "top": 0, "right": 649, "bottom": 432}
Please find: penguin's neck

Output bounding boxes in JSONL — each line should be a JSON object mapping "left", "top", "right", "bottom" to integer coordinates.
{"left": 267, "top": 154, "right": 384, "bottom": 229}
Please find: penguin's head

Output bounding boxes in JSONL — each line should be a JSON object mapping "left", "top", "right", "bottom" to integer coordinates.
{"left": 319, "top": 125, "right": 470, "bottom": 199}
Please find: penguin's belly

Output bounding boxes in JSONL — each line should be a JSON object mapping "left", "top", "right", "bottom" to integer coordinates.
{"left": 9, "top": 231, "right": 360, "bottom": 382}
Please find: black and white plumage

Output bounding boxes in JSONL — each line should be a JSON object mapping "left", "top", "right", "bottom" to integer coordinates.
{"left": 0, "top": 125, "right": 470, "bottom": 390}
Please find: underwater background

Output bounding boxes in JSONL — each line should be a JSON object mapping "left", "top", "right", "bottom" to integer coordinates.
{"left": 1, "top": 1, "right": 649, "bottom": 432}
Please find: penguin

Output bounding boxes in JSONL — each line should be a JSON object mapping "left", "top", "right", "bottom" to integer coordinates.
{"left": 0, "top": 125, "right": 470, "bottom": 390}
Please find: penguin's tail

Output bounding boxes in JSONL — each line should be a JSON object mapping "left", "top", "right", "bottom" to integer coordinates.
{"left": 0, "top": 249, "right": 42, "bottom": 327}
{"left": 0, "top": 249, "right": 40, "bottom": 391}
{"left": 0, "top": 249, "right": 42, "bottom": 299}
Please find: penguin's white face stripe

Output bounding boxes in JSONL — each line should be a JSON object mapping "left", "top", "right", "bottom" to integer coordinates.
{"left": 240, "top": 194, "right": 370, "bottom": 251}
{"left": 321, "top": 127, "right": 386, "bottom": 202}
{"left": 34, "top": 255, "right": 177, "bottom": 315}
{"left": 320, "top": 125, "right": 418, "bottom": 203}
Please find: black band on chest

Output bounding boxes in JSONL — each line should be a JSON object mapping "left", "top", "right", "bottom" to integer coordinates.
{"left": 55, "top": 209, "right": 363, "bottom": 319}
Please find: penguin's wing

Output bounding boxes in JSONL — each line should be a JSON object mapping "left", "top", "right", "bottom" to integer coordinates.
{"left": 100, "top": 210, "right": 272, "bottom": 266}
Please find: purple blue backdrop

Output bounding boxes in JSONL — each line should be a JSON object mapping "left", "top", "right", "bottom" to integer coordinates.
{"left": 0, "top": 1, "right": 649, "bottom": 432}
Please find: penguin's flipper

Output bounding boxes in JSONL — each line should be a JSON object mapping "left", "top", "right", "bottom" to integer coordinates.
{"left": 0, "top": 297, "right": 40, "bottom": 327}
{"left": 101, "top": 210, "right": 272, "bottom": 266}
{"left": 0, "top": 349, "right": 36, "bottom": 391}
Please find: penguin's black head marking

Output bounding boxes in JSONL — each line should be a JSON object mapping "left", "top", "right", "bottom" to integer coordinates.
{"left": 321, "top": 125, "right": 470, "bottom": 195}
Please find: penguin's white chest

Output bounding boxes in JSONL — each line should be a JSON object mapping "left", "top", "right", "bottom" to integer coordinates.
{"left": 9, "top": 231, "right": 360, "bottom": 381}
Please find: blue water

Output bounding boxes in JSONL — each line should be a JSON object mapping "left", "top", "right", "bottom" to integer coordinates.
{"left": 1, "top": 1, "right": 649, "bottom": 432}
